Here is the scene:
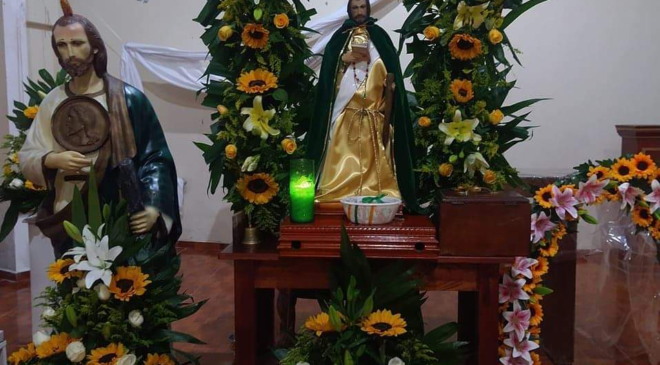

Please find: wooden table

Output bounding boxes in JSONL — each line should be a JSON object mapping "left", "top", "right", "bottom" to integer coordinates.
{"left": 220, "top": 236, "right": 516, "bottom": 365}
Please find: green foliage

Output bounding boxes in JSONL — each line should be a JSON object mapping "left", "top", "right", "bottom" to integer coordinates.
{"left": 0, "top": 69, "right": 66, "bottom": 241}
{"left": 24, "top": 175, "right": 207, "bottom": 365}
{"left": 281, "top": 226, "right": 467, "bottom": 365}
{"left": 195, "top": 0, "right": 317, "bottom": 233}
{"left": 399, "top": 0, "right": 548, "bottom": 209}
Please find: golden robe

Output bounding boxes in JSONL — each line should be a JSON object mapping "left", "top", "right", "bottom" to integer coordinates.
{"left": 316, "top": 57, "right": 400, "bottom": 202}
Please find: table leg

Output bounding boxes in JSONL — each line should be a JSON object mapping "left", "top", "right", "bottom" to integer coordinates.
{"left": 477, "top": 264, "right": 500, "bottom": 365}
{"left": 257, "top": 289, "right": 275, "bottom": 353}
{"left": 458, "top": 291, "right": 478, "bottom": 365}
{"left": 234, "top": 261, "right": 258, "bottom": 365}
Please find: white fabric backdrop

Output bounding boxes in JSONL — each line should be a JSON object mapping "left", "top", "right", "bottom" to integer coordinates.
{"left": 120, "top": 0, "right": 401, "bottom": 92}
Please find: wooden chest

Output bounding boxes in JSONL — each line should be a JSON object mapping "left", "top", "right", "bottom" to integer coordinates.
{"left": 438, "top": 190, "right": 531, "bottom": 257}
{"left": 278, "top": 214, "right": 439, "bottom": 259}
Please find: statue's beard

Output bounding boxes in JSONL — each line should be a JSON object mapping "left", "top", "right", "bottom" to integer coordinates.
{"left": 63, "top": 55, "right": 94, "bottom": 78}
{"left": 352, "top": 14, "right": 367, "bottom": 24}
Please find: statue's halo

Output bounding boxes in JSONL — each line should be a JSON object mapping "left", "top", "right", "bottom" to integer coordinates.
{"left": 60, "top": 0, "right": 74, "bottom": 17}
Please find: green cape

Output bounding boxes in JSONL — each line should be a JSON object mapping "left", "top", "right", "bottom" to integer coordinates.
{"left": 305, "top": 18, "right": 423, "bottom": 213}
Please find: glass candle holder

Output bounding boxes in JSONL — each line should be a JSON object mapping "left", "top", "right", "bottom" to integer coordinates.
{"left": 290, "top": 159, "right": 315, "bottom": 223}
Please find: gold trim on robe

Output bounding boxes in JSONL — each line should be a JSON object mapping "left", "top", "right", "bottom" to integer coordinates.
{"left": 316, "top": 58, "right": 400, "bottom": 202}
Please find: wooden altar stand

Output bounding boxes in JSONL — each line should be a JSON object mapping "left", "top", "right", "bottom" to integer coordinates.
{"left": 220, "top": 191, "right": 530, "bottom": 365}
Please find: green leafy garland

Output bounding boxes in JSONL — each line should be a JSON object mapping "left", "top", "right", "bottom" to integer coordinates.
{"left": 8, "top": 172, "right": 206, "bottom": 365}
{"left": 400, "top": 0, "right": 547, "bottom": 207}
{"left": 0, "top": 69, "right": 68, "bottom": 241}
{"left": 194, "top": 0, "right": 317, "bottom": 233}
{"left": 278, "top": 227, "right": 468, "bottom": 365}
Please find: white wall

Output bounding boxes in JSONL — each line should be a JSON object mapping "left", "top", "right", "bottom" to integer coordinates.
{"left": 23, "top": 0, "right": 660, "bottom": 244}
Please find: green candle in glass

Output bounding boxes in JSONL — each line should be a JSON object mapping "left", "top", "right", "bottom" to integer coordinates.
{"left": 290, "top": 159, "right": 315, "bottom": 223}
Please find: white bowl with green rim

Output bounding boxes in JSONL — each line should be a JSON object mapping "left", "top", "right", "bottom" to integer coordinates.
{"left": 340, "top": 196, "right": 402, "bottom": 225}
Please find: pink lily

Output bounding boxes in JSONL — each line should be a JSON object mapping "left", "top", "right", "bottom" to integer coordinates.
{"left": 499, "top": 349, "right": 530, "bottom": 365}
{"left": 511, "top": 257, "right": 538, "bottom": 280}
{"left": 503, "top": 301, "right": 531, "bottom": 340}
{"left": 644, "top": 180, "right": 660, "bottom": 214}
{"left": 499, "top": 274, "right": 530, "bottom": 304}
{"left": 576, "top": 175, "right": 609, "bottom": 204}
{"left": 618, "top": 183, "right": 642, "bottom": 211}
{"left": 550, "top": 185, "right": 578, "bottom": 220}
{"left": 503, "top": 332, "right": 540, "bottom": 363}
{"left": 530, "top": 211, "right": 555, "bottom": 243}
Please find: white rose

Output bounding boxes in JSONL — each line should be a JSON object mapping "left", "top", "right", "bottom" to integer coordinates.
{"left": 41, "top": 307, "right": 56, "bottom": 319}
{"left": 117, "top": 354, "right": 137, "bottom": 365}
{"left": 94, "top": 284, "right": 111, "bottom": 301}
{"left": 10, "top": 164, "right": 20, "bottom": 174}
{"left": 32, "top": 330, "right": 51, "bottom": 347}
{"left": 9, "top": 178, "right": 23, "bottom": 189}
{"left": 128, "top": 310, "right": 144, "bottom": 328}
{"left": 388, "top": 358, "right": 405, "bottom": 365}
{"left": 66, "top": 341, "right": 86, "bottom": 363}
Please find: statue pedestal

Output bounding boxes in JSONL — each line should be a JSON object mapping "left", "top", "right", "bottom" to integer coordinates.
{"left": 25, "top": 218, "right": 56, "bottom": 335}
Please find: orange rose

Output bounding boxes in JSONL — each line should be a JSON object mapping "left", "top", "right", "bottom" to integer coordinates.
{"left": 225, "top": 144, "right": 237, "bottom": 159}
{"left": 281, "top": 138, "right": 297, "bottom": 155}
{"left": 483, "top": 170, "right": 497, "bottom": 185}
{"left": 274, "top": 14, "right": 290, "bottom": 29}
{"left": 217, "top": 105, "right": 229, "bottom": 116}
{"left": 489, "top": 109, "right": 504, "bottom": 125}
{"left": 489, "top": 29, "right": 503, "bottom": 45}
{"left": 218, "top": 26, "right": 233, "bottom": 41}
{"left": 418, "top": 116, "right": 431, "bottom": 128}
{"left": 424, "top": 26, "right": 441, "bottom": 41}
{"left": 23, "top": 106, "right": 39, "bottom": 119}
{"left": 439, "top": 163, "right": 453, "bottom": 177}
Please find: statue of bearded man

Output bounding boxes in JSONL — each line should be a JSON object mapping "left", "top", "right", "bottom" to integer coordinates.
{"left": 19, "top": 0, "right": 181, "bottom": 257}
{"left": 305, "top": 0, "right": 423, "bottom": 212}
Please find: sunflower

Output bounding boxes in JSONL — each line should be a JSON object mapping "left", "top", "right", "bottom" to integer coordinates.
{"left": 632, "top": 205, "right": 653, "bottom": 227}
{"left": 531, "top": 352, "right": 542, "bottom": 365}
{"left": 529, "top": 326, "right": 541, "bottom": 336}
{"left": 241, "top": 23, "right": 270, "bottom": 49}
{"left": 587, "top": 166, "right": 610, "bottom": 181}
{"left": 529, "top": 302, "right": 544, "bottom": 326}
{"left": 361, "top": 309, "right": 407, "bottom": 337}
{"left": 47, "top": 259, "right": 82, "bottom": 284}
{"left": 553, "top": 223, "right": 567, "bottom": 241}
{"left": 236, "top": 173, "right": 279, "bottom": 205}
{"left": 633, "top": 152, "right": 656, "bottom": 179}
{"left": 449, "top": 34, "right": 483, "bottom": 61}
{"left": 109, "top": 266, "right": 151, "bottom": 302}
{"left": 236, "top": 69, "right": 278, "bottom": 94}
{"left": 523, "top": 282, "right": 536, "bottom": 294}
{"left": 304, "top": 312, "right": 338, "bottom": 337}
{"left": 9, "top": 343, "right": 36, "bottom": 365}
{"left": 610, "top": 158, "right": 635, "bottom": 182}
{"left": 534, "top": 185, "right": 554, "bottom": 209}
{"left": 144, "top": 353, "right": 176, "bottom": 365}
{"left": 539, "top": 240, "right": 559, "bottom": 258}
{"left": 36, "top": 333, "right": 73, "bottom": 359}
{"left": 87, "top": 343, "right": 126, "bottom": 365}
{"left": 648, "top": 219, "right": 660, "bottom": 240}
{"left": 450, "top": 79, "right": 474, "bottom": 104}
{"left": 532, "top": 257, "right": 549, "bottom": 278}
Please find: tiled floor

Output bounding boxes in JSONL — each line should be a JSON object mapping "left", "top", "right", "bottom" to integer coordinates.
{"left": 1, "top": 247, "right": 657, "bottom": 365}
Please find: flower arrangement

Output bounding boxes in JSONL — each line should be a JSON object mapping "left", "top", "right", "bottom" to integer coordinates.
{"left": 0, "top": 69, "right": 67, "bottom": 241}
{"left": 8, "top": 172, "right": 206, "bottom": 365}
{"left": 194, "top": 0, "right": 316, "bottom": 233}
{"left": 399, "top": 0, "right": 548, "bottom": 205}
{"left": 501, "top": 152, "right": 660, "bottom": 364}
{"left": 278, "top": 228, "right": 468, "bottom": 365}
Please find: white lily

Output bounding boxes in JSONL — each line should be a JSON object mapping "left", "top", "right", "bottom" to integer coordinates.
{"left": 69, "top": 225, "right": 122, "bottom": 289}
{"left": 463, "top": 152, "right": 490, "bottom": 178}
{"left": 242, "top": 96, "right": 279, "bottom": 140}
{"left": 454, "top": 1, "right": 490, "bottom": 30}
{"left": 63, "top": 225, "right": 105, "bottom": 263}
{"left": 438, "top": 110, "right": 481, "bottom": 146}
